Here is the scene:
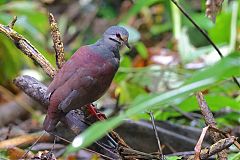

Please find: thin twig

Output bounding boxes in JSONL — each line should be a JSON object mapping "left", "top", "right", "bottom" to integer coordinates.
{"left": 48, "top": 13, "right": 65, "bottom": 69}
{"left": 5, "top": 124, "right": 13, "bottom": 140}
{"left": 194, "top": 126, "right": 209, "bottom": 160}
{"left": 226, "top": 133, "right": 240, "bottom": 150}
{"left": 119, "top": 146, "right": 160, "bottom": 159}
{"left": 109, "top": 93, "right": 121, "bottom": 117}
{"left": 196, "top": 92, "right": 227, "bottom": 159}
{"left": 196, "top": 92, "right": 216, "bottom": 126}
{"left": 209, "top": 126, "right": 240, "bottom": 150}
{"left": 183, "top": 136, "right": 236, "bottom": 160}
{"left": 46, "top": 136, "right": 56, "bottom": 160}
{"left": 52, "top": 133, "right": 116, "bottom": 160}
{"left": 7, "top": 16, "right": 17, "bottom": 29}
{"left": 170, "top": 0, "right": 240, "bottom": 88}
{"left": 148, "top": 111, "right": 164, "bottom": 160}
{"left": 21, "top": 131, "right": 46, "bottom": 159}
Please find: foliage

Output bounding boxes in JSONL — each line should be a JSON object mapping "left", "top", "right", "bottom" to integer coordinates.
{"left": 0, "top": 0, "right": 239, "bottom": 159}
{"left": 0, "top": 1, "right": 54, "bottom": 86}
{"left": 66, "top": 52, "right": 240, "bottom": 153}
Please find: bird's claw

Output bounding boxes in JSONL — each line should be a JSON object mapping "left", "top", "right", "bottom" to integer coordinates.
{"left": 86, "top": 104, "right": 107, "bottom": 121}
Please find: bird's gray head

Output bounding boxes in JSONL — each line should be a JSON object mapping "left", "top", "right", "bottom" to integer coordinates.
{"left": 103, "top": 26, "right": 130, "bottom": 49}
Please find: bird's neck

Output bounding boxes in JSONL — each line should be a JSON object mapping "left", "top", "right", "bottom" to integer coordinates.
{"left": 96, "top": 38, "right": 120, "bottom": 59}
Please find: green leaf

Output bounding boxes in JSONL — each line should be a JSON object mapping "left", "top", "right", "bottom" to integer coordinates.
{"left": 97, "top": 4, "right": 116, "bottom": 19}
{"left": 118, "top": 81, "right": 147, "bottom": 104}
{"left": 216, "top": 112, "right": 240, "bottom": 127}
{"left": 135, "top": 42, "right": 148, "bottom": 59}
{"left": 66, "top": 78, "right": 216, "bottom": 154}
{"left": 185, "top": 52, "right": 240, "bottom": 84}
{"left": 150, "top": 22, "right": 172, "bottom": 35}
{"left": 229, "top": 152, "right": 240, "bottom": 160}
{"left": 66, "top": 115, "right": 124, "bottom": 154}
{"left": 191, "top": 13, "right": 214, "bottom": 30}
{"left": 178, "top": 28, "right": 195, "bottom": 62}
{"left": 179, "top": 95, "right": 240, "bottom": 112}
{"left": 0, "top": 13, "right": 13, "bottom": 24}
{"left": 0, "top": 1, "right": 38, "bottom": 13}
{"left": 65, "top": 53, "right": 240, "bottom": 154}
{"left": 166, "top": 156, "right": 181, "bottom": 160}
{"left": 65, "top": 53, "right": 240, "bottom": 153}
{"left": 0, "top": 35, "right": 24, "bottom": 84}
{"left": 0, "top": 149, "right": 8, "bottom": 160}
{"left": 209, "top": 12, "right": 231, "bottom": 44}
{"left": 121, "top": 0, "right": 163, "bottom": 23}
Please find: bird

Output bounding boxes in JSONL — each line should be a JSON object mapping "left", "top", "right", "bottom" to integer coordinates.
{"left": 43, "top": 26, "right": 130, "bottom": 132}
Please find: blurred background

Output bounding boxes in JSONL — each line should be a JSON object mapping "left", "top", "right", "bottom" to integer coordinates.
{"left": 0, "top": 0, "right": 239, "bottom": 159}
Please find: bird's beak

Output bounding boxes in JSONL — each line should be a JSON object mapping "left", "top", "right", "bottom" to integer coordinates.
{"left": 124, "top": 41, "right": 131, "bottom": 49}
{"left": 122, "top": 35, "right": 130, "bottom": 49}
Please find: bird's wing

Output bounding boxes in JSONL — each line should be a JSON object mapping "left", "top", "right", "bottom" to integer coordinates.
{"left": 48, "top": 64, "right": 102, "bottom": 113}
{"left": 56, "top": 69, "right": 99, "bottom": 112}
{"left": 45, "top": 46, "right": 91, "bottom": 99}
{"left": 46, "top": 46, "right": 104, "bottom": 102}
{"left": 45, "top": 57, "right": 80, "bottom": 100}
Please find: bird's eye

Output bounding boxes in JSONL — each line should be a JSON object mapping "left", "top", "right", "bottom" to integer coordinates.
{"left": 116, "top": 33, "right": 124, "bottom": 41}
{"left": 116, "top": 33, "right": 121, "bottom": 38}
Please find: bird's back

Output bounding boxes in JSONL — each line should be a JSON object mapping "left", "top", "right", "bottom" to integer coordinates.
{"left": 46, "top": 44, "right": 119, "bottom": 113}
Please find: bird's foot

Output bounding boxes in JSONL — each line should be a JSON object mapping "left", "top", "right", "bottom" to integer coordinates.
{"left": 86, "top": 104, "right": 106, "bottom": 121}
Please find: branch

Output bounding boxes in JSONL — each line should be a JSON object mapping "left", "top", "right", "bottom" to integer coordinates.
{"left": 0, "top": 16, "right": 120, "bottom": 159}
{"left": 13, "top": 75, "right": 162, "bottom": 159}
{"left": 13, "top": 76, "right": 49, "bottom": 106}
{"left": 0, "top": 17, "right": 56, "bottom": 78}
{"left": 194, "top": 126, "right": 210, "bottom": 160}
{"left": 183, "top": 136, "right": 237, "bottom": 160}
{"left": 196, "top": 92, "right": 227, "bottom": 159}
{"left": 7, "top": 16, "right": 17, "bottom": 29}
{"left": 13, "top": 75, "right": 120, "bottom": 159}
{"left": 148, "top": 111, "right": 164, "bottom": 159}
{"left": 49, "top": 13, "right": 66, "bottom": 69}
{"left": 1, "top": 16, "right": 162, "bottom": 159}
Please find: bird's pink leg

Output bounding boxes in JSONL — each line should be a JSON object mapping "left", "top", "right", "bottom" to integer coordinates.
{"left": 86, "top": 104, "right": 107, "bottom": 121}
